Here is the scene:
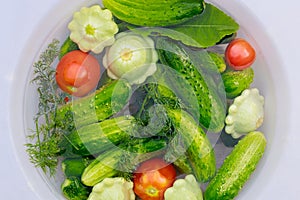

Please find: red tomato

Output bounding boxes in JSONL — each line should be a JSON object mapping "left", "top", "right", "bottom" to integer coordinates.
{"left": 225, "top": 38, "right": 256, "bottom": 70}
{"left": 133, "top": 158, "right": 176, "bottom": 200}
{"left": 55, "top": 50, "right": 100, "bottom": 97}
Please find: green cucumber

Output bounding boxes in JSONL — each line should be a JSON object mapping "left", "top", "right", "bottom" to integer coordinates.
{"left": 207, "top": 51, "right": 226, "bottom": 73}
{"left": 165, "top": 109, "right": 216, "bottom": 182}
{"left": 59, "top": 36, "right": 79, "bottom": 60}
{"left": 221, "top": 68, "right": 254, "bottom": 99}
{"left": 61, "top": 177, "right": 90, "bottom": 200}
{"left": 204, "top": 131, "right": 266, "bottom": 200}
{"left": 103, "top": 0, "right": 205, "bottom": 27}
{"left": 62, "top": 115, "right": 135, "bottom": 156}
{"left": 55, "top": 79, "right": 131, "bottom": 131}
{"left": 81, "top": 138, "right": 167, "bottom": 186}
{"left": 81, "top": 149, "right": 121, "bottom": 187}
{"left": 150, "top": 65, "right": 200, "bottom": 117}
{"left": 156, "top": 38, "right": 226, "bottom": 132}
{"left": 62, "top": 157, "right": 92, "bottom": 178}
{"left": 171, "top": 154, "right": 193, "bottom": 175}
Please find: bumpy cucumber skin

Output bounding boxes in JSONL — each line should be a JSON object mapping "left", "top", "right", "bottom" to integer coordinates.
{"left": 221, "top": 68, "right": 254, "bottom": 99}
{"left": 65, "top": 116, "right": 135, "bottom": 156}
{"left": 166, "top": 109, "right": 216, "bottom": 182}
{"left": 103, "top": 0, "right": 205, "bottom": 27}
{"left": 82, "top": 138, "right": 167, "bottom": 186}
{"left": 61, "top": 177, "right": 90, "bottom": 200}
{"left": 55, "top": 79, "right": 131, "bottom": 131}
{"left": 207, "top": 51, "right": 226, "bottom": 73}
{"left": 62, "top": 157, "right": 92, "bottom": 177}
{"left": 150, "top": 65, "right": 200, "bottom": 118}
{"left": 156, "top": 38, "right": 226, "bottom": 132}
{"left": 204, "top": 131, "right": 266, "bottom": 200}
{"left": 172, "top": 154, "right": 193, "bottom": 174}
{"left": 81, "top": 148, "right": 121, "bottom": 186}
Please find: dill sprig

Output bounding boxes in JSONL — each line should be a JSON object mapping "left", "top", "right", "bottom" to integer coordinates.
{"left": 25, "top": 39, "right": 64, "bottom": 176}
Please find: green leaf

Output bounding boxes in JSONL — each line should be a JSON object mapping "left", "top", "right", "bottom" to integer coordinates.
{"left": 171, "top": 3, "right": 239, "bottom": 47}
{"left": 129, "top": 4, "right": 239, "bottom": 48}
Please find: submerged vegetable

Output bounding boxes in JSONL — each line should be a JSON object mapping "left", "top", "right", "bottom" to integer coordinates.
{"left": 156, "top": 37, "right": 226, "bottom": 132}
{"left": 68, "top": 5, "right": 118, "bottom": 54}
{"left": 103, "top": 32, "right": 158, "bottom": 84}
{"left": 59, "top": 36, "right": 79, "bottom": 59}
{"left": 225, "top": 88, "right": 264, "bottom": 138}
{"left": 221, "top": 68, "right": 254, "bottom": 99}
{"left": 62, "top": 157, "right": 92, "bottom": 178}
{"left": 61, "top": 177, "right": 90, "bottom": 200}
{"left": 225, "top": 38, "right": 256, "bottom": 70}
{"left": 164, "top": 174, "right": 203, "bottom": 200}
{"left": 171, "top": 154, "right": 193, "bottom": 175}
{"left": 129, "top": 4, "right": 239, "bottom": 48}
{"left": 204, "top": 131, "right": 266, "bottom": 200}
{"left": 165, "top": 109, "right": 216, "bottom": 182}
{"left": 63, "top": 115, "right": 136, "bottom": 156}
{"left": 55, "top": 50, "right": 101, "bottom": 97}
{"left": 133, "top": 158, "right": 176, "bottom": 200}
{"left": 55, "top": 79, "right": 132, "bottom": 130}
{"left": 87, "top": 177, "right": 135, "bottom": 200}
{"left": 81, "top": 138, "right": 167, "bottom": 186}
{"left": 103, "top": 0, "right": 205, "bottom": 27}
{"left": 207, "top": 51, "right": 226, "bottom": 73}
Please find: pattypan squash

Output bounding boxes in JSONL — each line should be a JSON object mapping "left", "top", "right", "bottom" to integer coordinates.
{"left": 225, "top": 88, "right": 264, "bottom": 138}
{"left": 87, "top": 177, "right": 135, "bottom": 200}
{"left": 103, "top": 31, "right": 158, "bottom": 84}
{"left": 164, "top": 174, "right": 203, "bottom": 200}
{"left": 68, "top": 5, "right": 118, "bottom": 54}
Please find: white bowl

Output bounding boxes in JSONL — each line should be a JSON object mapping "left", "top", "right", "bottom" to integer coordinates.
{"left": 9, "top": 0, "right": 290, "bottom": 199}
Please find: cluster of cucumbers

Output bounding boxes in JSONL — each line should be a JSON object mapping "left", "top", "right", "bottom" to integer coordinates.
{"left": 52, "top": 0, "right": 267, "bottom": 199}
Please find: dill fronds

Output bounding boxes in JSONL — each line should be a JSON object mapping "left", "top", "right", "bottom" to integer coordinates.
{"left": 25, "top": 39, "right": 64, "bottom": 176}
